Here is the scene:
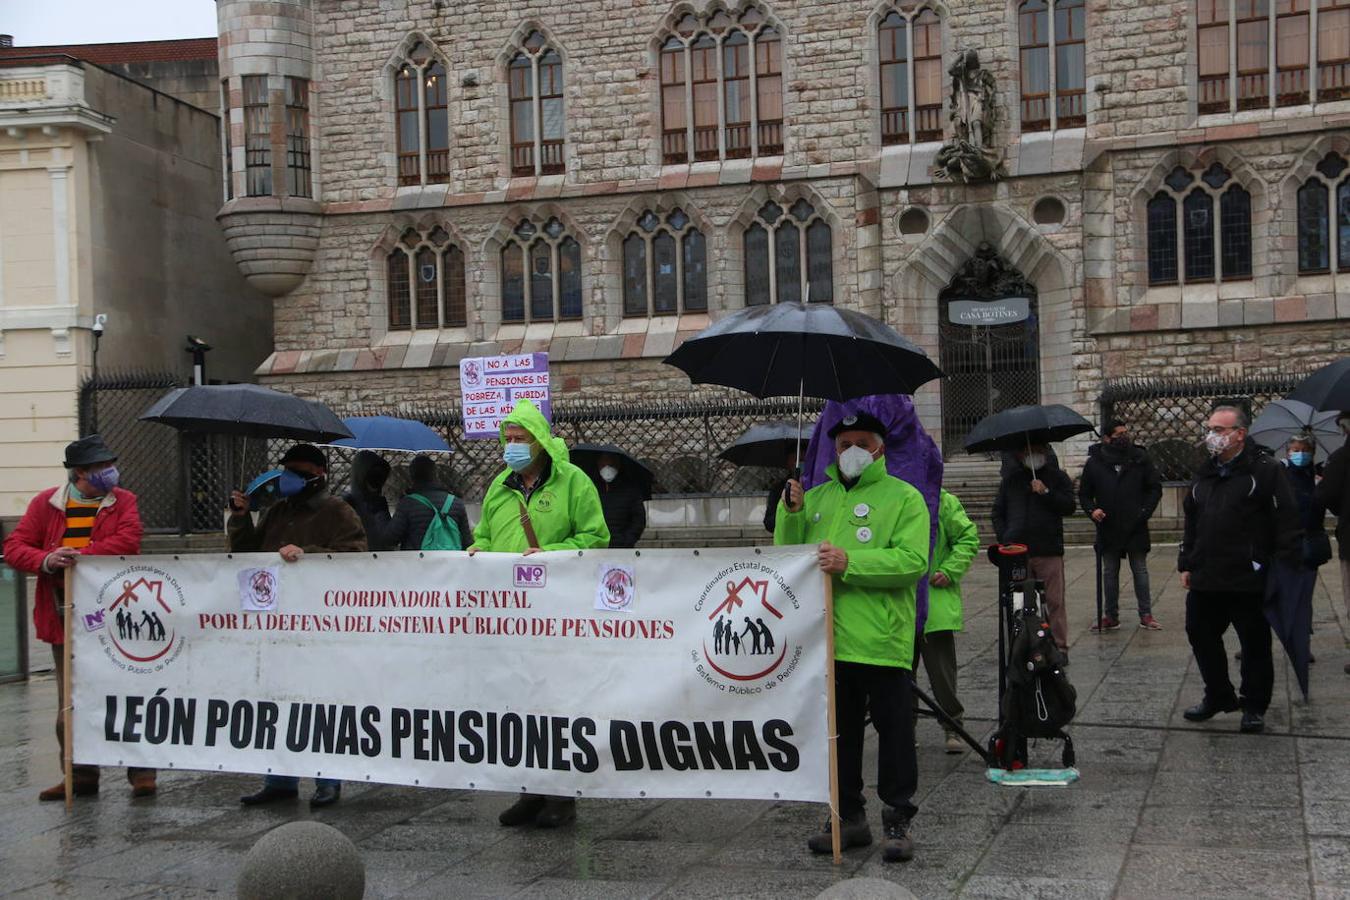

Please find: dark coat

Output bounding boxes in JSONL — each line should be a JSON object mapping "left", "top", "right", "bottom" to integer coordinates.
{"left": 342, "top": 451, "right": 393, "bottom": 549}
{"left": 228, "top": 485, "right": 368, "bottom": 554}
{"left": 763, "top": 480, "right": 790, "bottom": 534}
{"left": 1285, "top": 461, "right": 1329, "bottom": 570}
{"left": 992, "top": 454, "right": 1076, "bottom": 557}
{"left": 1315, "top": 445, "right": 1350, "bottom": 561}
{"left": 597, "top": 478, "right": 646, "bottom": 549}
{"left": 1077, "top": 442, "right": 1163, "bottom": 553}
{"left": 375, "top": 483, "right": 473, "bottom": 551}
{"left": 1178, "top": 443, "right": 1302, "bottom": 593}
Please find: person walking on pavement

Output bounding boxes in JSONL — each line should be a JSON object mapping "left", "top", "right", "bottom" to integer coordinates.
{"left": 4, "top": 435, "right": 156, "bottom": 801}
{"left": 591, "top": 451, "right": 647, "bottom": 549}
{"left": 921, "top": 489, "right": 980, "bottom": 754}
{"left": 373, "top": 454, "right": 472, "bottom": 550}
{"left": 992, "top": 443, "right": 1076, "bottom": 659}
{"left": 1313, "top": 413, "right": 1350, "bottom": 676}
{"left": 775, "top": 412, "right": 931, "bottom": 863}
{"left": 469, "top": 399, "right": 609, "bottom": 828}
{"left": 1079, "top": 420, "right": 1164, "bottom": 631}
{"left": 342, "top": 449, "right": 393, "bottom": 549}
{"left": 1180, "top": 406, "right": 1301, "bottom": 733}
{"left": 228, "top": 443, "right": 367, "bottom": 807}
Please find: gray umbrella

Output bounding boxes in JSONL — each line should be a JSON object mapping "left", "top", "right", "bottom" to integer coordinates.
{"left": 1250, "top": 399, "right": 1345, "bottom": 458}
{"left": 719, "top": 421, "right": 810, "bottom": 468}
{"left": 140, "top": 384, "right": 353, "bottom": 443}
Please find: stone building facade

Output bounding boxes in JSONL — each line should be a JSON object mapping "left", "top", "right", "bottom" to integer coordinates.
{"left": 217, "top": 0, "right": 1350, "bottom": 460}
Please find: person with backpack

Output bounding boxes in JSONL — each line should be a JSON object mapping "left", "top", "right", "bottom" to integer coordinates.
{"left": 921, "top": 489, "right": 980, "bottom": 754}
{"left": 1078, "top": 420, "right": 1164, "bottom": 631}
{"left": 468, "top": 399, "right": 609, "bottom": 829}
{"left": 375, "top": 454, "right": 472, "bottom": 551}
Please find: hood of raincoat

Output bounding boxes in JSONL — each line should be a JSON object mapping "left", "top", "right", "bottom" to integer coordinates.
{"left": 350, "top": 449, "right": 391, "bottom": 492}
{"left": 499, "top": 399, "right": 569, "bottom": 468}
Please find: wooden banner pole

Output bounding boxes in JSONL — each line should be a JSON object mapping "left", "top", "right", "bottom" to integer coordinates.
{"left": 822, "top": 571, "right": 841, "bottom": 865}
{"left": 63, "top": 568, "right": 74, "bottom": 813}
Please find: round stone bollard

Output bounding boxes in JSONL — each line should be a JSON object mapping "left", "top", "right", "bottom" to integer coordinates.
{"left": 237, "top": 821, "right": 365, "bottom": 900}
{"left": 816, "top": 876, "right": 919, "bottom": 900}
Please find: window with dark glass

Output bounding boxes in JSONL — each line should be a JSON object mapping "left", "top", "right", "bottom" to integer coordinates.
{"left": 393, "top": 43, "right": 450, "bottom": 187}
{"left": 879, "top": 4, "right": 944, "bottom": 145}
{"left": 658, "top": 4, "right": 784, "bottom": 164}
{"left": 500, "top": 218, "right": 582, "bottom": 322}
{"left": 1297, "top": 151, "right": 1350, "bottom": 272}
{"left": 622, "top": 209, "right": 708, "bottom": 316}
{"left": 742, "top": 199, "right": 833, "bottom": 306}
{"left": 1145, "top": 163, "right": 1252, "bottom": 285}
{"left": 221, "top": 78, "right": 234, "bottom": 200}
{"left": 424, "top": 63, "right": 449, "bottom": 184}
{"left": 1147, "top": 193, "right": 1179, "bottom": 285}
{"left": 243, "top": 75, "right": 272, "bottom": 197}
{"left": 387, "top": 226, "right": 467, "bottom": 330}
{"left": 1020, "top": 0, "right": 1084, "bottom": 131}
{"left": 285, "top": 77, "right": 311, "bottom": 198}
{"left": 508, "top": 32, "right": 566, "bottom": 177}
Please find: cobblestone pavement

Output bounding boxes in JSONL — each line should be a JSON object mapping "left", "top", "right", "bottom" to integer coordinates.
{"left": 1, "top": 547, "right": 1347, "bottom": 899}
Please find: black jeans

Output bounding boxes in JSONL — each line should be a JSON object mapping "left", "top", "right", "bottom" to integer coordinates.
{"left": 1101, "top": 548, "right": 1153, "bottom": 619}
{"left": 835, "top": 660, "right": 918, "bottom": 822}
{"left": 1184, "top": 590, "right": 1273, "bottom": 714}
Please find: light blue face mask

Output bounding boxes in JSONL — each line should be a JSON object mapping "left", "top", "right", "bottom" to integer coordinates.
{"left": 1288, "top": 451, "right": 1311, "bottom": 467}
{"left": 503, "top": 442, "right": 534, "bottom": 472}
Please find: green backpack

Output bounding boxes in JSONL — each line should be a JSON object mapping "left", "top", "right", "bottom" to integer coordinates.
{"left": 408, "top": 493, "right": 462, "bottom": 551}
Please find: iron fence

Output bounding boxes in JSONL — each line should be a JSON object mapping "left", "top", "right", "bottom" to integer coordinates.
{"left": 1098, "top": 372, "right": 1306, "bottom": 483}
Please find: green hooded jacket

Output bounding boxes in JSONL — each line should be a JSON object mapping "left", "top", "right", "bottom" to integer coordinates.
{"left": 774, "top": 456, "right": 931, "bottom": 669}
{"left": 925, "top": 489, "right": 980, "bottom": 634}
{"left": 471, "top": 400, "right": 610, "bottom": 553}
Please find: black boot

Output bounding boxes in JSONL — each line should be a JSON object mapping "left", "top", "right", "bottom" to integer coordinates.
{"left": 1239, "top": 710, "right": 1265, "bottom": 733}
{"left": 1182, "top": 696, "right": 1239, "bottom": 722}
{"left": 310, "top": 784, "right": 341, "bottom": 808}
{"left": 240, "top": 784, "right": 298, "bottom": 806}
{"left": 806, "top": 813, "right": 871, "bottom": 854}
{"left": 498, "top": 793, "right": 547, "bottom": 827}
{"left": 535, "top": 797, "right": 576, "bottom": 828}
{"left": 881, "top": 808, "right": 915, "bottom": 862}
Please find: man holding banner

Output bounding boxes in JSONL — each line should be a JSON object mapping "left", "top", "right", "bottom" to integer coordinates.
{"left": 468, "top": 399, "right": 609, "bottom": 828}
{"left": 775, "top": 412, "right": 930, "bottom": 862}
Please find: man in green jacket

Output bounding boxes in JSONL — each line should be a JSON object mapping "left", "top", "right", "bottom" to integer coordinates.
{"left": 468, "top": 399, "right": 609, "bottom": 828}
{"left": 775, "top": 412, "right": 931, "bottom": 863}
{"left": 921, "top": 489, "right": 980, "bottom": 754}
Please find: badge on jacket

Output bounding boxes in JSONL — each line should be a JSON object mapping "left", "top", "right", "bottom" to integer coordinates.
{"left": 856, "top": 526, "right": 873, "bottom": 543}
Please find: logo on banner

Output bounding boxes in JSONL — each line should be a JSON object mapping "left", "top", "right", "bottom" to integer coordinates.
{"left": 514, "top": 563, "right": 547, "bottom": 588}
{"left": 82, "top": 609, "right": 106, "bottom": 632}
{"left": 595, "top": 564, "right": 635, "bottom": 611}
{"left": 93, "top": 566, "right": 187, "bottom": 672}
{"left": 694, "top": 564, "right": 804, "bottom": 692}
{"left": 462, "top": 358, "right": 482, "bottom": 388}
{"left": 238, "top": 566, "right": 279, "bottom": 611}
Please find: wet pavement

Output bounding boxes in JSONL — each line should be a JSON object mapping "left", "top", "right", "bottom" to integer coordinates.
{"left": 1, "top": 546, "right": 1347, "bottom": 899}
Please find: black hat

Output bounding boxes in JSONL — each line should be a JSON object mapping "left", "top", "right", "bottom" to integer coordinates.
{"left": 64, "top": 434, "right": 118, "bottom": 468}
{"left": 279, "top": 443, "right": 328, "bottom": 469}
{"left": 827, "top": 412, "right": 887, "bottom": 439}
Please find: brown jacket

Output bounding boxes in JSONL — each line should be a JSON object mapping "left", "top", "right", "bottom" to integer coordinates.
{"left": 228, "top": 489, "right": 367, "bottom": 554}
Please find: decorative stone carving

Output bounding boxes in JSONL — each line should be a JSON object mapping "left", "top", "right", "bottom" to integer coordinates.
{"left": 934, "top": 50, "right": 1005, "bottom": 183}
{"left": 942, "top": 242, "right": 1034, "bottom": 301}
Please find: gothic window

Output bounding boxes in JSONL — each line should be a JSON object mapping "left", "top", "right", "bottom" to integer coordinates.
{"left": 1297, "top": 151, "right": 1350, "bottom": 272}
{"left": 500, "top": 218, "right": 582, "bottom": 323}
{"left": 386, "top": 226, "right": 468, "bottom": 331}
{"left": 1146, "top": 163, "right": 1253, "bottom": 285}
{"left": 243, "top": 75, "right": 272, "bottom": 197}
{"left": 658, "top": 4, "right": 784, "bottom": 164}
{"left": 1200, "top": 0, "right": 1350, "bottom": 112}
{"left": 743, "top": 199, "right": 833, "bottom": 306}
{"left": 508, "top": 31, "right": 565, "bottom": 177}
{"left": 879, "top": 3, "right": 944, "bottom": 145}
{"left": 393, "top": 42, "right": 451, "bottom": 187}
{"left": 622, "top": 209, "right": 708, "bottom": 316}
{"left": 1019, "top": 0, "right": 1086, "bottom": 131}
{"left": 285, "top": 78, "right": 312, "bottom": 198}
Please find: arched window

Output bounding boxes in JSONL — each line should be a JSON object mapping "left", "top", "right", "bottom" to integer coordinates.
{"left": 879, "top": 4, "right": 944, "bottom": 145}
{"left": 622, "top": 209, "right": 708, "bottom": 316}
{"left": 743, "top": 199, "right": 833, "bottom": 306}
{"left": 508, "top": 31, "right": 566, "bottom": 177}
{"left": 1145, "top": 163, "right": 1252, "bottom": 285}
{"left": 1297, "top": 151, "right": 1350, "bottom": 272}
{"left": 1019, "top": 0, "right": 1085, "bottom": 131}
{"left": 500, "top": 218, "right": 583, "bottom": 322}
{"left": 386, "top": 226, "right": 467, "bottom": 330}
{"left": 658, "top": 4, "right": 784, "bottom": 164}
{"left": 1200, "top": 0, "right": 1350, "bottom": 112}
{"left": 393, "top": 42, "right": 451, "bottom": 187}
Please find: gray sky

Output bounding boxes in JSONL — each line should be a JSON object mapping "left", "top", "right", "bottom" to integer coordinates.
{"left": 3, "top": 1, "right": 217, "bottom": 45}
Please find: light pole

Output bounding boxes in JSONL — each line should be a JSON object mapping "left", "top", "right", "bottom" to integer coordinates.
{"left": 185, "top": 335, "right": 212, "bottom": 386}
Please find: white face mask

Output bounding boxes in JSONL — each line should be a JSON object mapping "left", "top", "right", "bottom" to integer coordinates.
{"left": 1023, "top": 452, "right": 1047, "bottom": 471}
{"left": 1204, "top": 430, "right": 1233, "bottom": 456}
{"left": 838, "top": 445, "right": 876, "bottom": 480}
{"left": 599, "top": 465, "right": 618, "bottom": 483}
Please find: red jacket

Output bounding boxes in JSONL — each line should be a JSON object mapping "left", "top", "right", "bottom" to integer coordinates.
{"left": 3, "top": 485, "right": 143, "bottom": 644}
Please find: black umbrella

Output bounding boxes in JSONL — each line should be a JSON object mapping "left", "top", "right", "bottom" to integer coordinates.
{"left": 1264, "top": 561, "right": 1313, "bottom": 700}
{"left": 963, "top": 404, "right": 1096, "bottom": 472}
{"left": 1286, "top": 357, "right": 1350, "bottom": 413}
{"left": 570, "top": 443, "right": 654, "bottom": 501}
{"left": 140, "top": 384, "right": 353, "bottom": 443}
{"left": 719, "top": 421, "right": 810, "bottom": 468}
{"left": 664, "top": 302, "right": 941, "bottom": 463}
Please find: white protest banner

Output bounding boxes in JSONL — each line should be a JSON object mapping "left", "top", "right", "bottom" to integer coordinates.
{"left": 70, "top": 548, "right": 829, "bottom": 802}
{"left": 459, "top": 352, "right": 551, "bottom": 438}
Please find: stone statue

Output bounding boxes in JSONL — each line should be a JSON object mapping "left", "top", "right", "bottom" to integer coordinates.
{"left": 942, "top": 243, "right": 1034, "bottom": 301}
{"left": 934, "top": 49, "right": 1006, "bottom": 183}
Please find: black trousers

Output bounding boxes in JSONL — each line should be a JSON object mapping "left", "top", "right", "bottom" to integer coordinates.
{"left": 835, "top": 660, "right": 918, "bottom": 822}
{"left": 1185, "top": 590, "right": 1273, "bottom": 714}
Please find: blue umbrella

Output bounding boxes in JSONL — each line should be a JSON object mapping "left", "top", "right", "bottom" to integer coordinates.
{"left": 332, "top": 417, "right": 450, "bottom": 453}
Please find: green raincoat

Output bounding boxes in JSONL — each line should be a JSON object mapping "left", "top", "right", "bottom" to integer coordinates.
{"left": 472, "top": 400, "right": 610, "bottom": 553}
{"left": 774, "top": 456, "right": 931, "bottom": 669}
{"left": 925, "top": 489, "right": 980, "bottom": 634}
